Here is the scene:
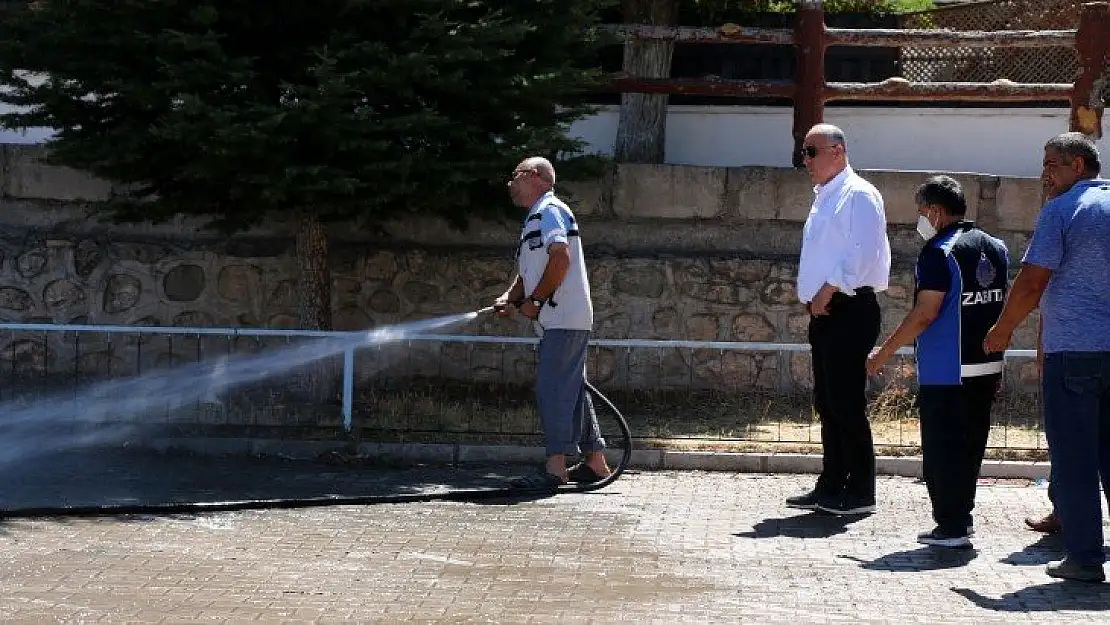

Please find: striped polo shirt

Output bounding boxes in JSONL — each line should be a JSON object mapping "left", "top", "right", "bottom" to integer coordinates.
{"left": 517, "top": 191, "right": 593, "bottom": 331}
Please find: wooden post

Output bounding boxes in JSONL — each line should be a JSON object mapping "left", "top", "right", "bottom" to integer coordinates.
{"left": 1071, "top": 2, "right": 1110, "bottom": 138}
{"left": 793, "top": 1, "right": 827, "bottom": 168}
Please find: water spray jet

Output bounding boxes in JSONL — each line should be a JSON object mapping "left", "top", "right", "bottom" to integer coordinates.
{"left": 0, "top": 305, "right": 632, "bottom": 517}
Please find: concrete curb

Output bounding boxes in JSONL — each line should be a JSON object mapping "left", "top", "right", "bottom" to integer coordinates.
{"left": 142, "top": 437, "right": 1051, "bottom": 481}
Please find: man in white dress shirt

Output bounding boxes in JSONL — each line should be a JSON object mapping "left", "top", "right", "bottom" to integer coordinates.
{"left": 786, "top": 123, "right": 892, "bottom": 516}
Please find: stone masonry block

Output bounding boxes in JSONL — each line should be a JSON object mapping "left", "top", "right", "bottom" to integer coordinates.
{"left": 561, "top": 167, "right": 612, "bottom": 217}
{"left": 724, "top": 167, "right": 777, "bottom": 220}
{"left": 774, "top": 168, "right": 816, "bottom": 221}
{"left": 612, "top": 163, "right": 724, "bottom": 219}
{"left": 979, "top": 177, "right": 999, "bottom": 201}
{"left": 996, "top": 178, "right": 1043, "bottom": 231}
{"left": 857, "top": 170, "right": 980, "bottom": 226}
{"left": 4, "top": 145, "right": 112, "bottom": 202}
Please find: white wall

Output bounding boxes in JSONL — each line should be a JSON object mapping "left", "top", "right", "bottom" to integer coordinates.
{"left": 569, "top": 105, "right": 1110, "bottom": 179}
{"left": 5, "top": 101, "right": 1105, "bottom": 179}
{"left": 0, "top": 125, "right": 53, "bottom": 144}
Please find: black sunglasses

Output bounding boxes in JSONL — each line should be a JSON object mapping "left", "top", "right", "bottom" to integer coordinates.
{"left": 801, "top": 144, "right": 844, "bottom": 159}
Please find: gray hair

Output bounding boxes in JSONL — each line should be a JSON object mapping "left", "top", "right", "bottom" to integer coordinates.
{"left": 519, "top": 156, "right": 556, "bottom": 185}
{"left": 809, "top": 123, "right": 847, "bottom": 150}
{"left": 1045, "top": 132, "right": 1101, "bottom": 176}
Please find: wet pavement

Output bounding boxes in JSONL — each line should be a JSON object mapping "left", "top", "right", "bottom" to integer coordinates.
{"left": 0, "top": 449, "right": 1108, "bottom": 623}
{"left": 0, "top": 448, "right": 533, "bottom": 511}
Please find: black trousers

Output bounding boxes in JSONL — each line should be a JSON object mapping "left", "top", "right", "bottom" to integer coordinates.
{"left": 809, "top": 291, "right": 881, "bottom": 499}
{"left": 918, "top": 374, "right": 1001, "bottom": 535}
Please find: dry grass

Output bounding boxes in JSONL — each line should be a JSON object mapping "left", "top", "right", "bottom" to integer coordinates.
{"left": 352, "top": 375, "right": 1048, "bottom": 461}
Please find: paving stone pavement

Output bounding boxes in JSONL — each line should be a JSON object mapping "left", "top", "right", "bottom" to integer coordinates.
{"left": 0, "top": 451, "right": 1108, "bottom": 623}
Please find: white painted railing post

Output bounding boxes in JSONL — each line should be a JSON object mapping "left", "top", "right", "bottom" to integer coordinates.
{"left": 342, "top": 346, "right": 355, "bottom": 432}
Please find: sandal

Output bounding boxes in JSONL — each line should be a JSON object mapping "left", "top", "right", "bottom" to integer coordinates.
{"left": 567, "top": 463, "right": 608, "bottom": 484}
{"left": 508, "top": 471, "right": 566, "bottom": 491}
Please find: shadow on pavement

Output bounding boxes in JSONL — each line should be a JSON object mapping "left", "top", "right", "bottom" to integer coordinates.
{"left": 952, "top": 582, "right": 1110, "bottom": 612}
{"left": 840, "top": 546, "right": 978, "bottom": 571}
{"left": 1000, "top": 533, "right": 1064, "bottom": 566}
{"left": 733, "top": 511, "right": 864, "bottom": 540}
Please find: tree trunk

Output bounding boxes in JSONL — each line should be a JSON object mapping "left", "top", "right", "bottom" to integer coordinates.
{"left": 295, "top": 206, "right": 333, "bottom": 331}
{"left": 294, "top": 206, "right": 335, "bottom": 403}
{"left": 614, "top": 0, "right": 679, "bottom": 164}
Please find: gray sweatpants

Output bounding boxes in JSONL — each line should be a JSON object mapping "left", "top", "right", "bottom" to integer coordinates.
{"left": 536, "top": 329, "right": 606, "bottom": 457}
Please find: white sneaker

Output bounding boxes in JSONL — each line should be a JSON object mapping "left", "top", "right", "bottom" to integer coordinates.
{"left": 917, "top": 527, "right": 972, "bottom": 549}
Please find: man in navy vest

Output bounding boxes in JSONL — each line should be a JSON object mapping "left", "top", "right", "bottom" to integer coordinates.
{"left": 867, "top": 175, "right": 1009, "bottom": 549}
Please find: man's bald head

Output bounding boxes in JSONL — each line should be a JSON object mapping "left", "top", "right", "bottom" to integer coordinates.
{"left": 519, "top": 156, "right": 556, "bottom": 186}
{"left": 802, "top": 123, "right": 849, "bottom": 185}
{"left": 806, "top": 123, "right": 847, "bottom": 150}
{"left": 508, "top": 156, "right": 557, "bottom": 208}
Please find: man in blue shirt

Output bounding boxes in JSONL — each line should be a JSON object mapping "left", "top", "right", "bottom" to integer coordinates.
{"left": 867, "top": 175, "right": 1008, "bottom": 549}
{"left": 985, "top": 132, "right": 1110, "bottom": 583}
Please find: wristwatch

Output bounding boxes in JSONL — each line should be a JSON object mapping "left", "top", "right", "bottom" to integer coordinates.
{"left": 527, "top": 295, "right": 547, "bottom": 308}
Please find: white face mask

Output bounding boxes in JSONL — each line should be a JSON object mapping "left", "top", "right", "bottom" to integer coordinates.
{"left": 916, "top": 214, "right": 937, "bottom": 240}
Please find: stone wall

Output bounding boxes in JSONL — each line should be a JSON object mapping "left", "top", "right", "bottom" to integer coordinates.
{"left": 0, "top": 146, "right": 1045, "bottom": 394}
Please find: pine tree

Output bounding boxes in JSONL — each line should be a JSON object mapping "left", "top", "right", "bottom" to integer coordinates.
{"left": 0, "top": 0, "right": 612, "bottom": 333}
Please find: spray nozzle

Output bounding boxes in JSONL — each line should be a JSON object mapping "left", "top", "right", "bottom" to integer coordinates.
{"left": 480, "top": 301, "right": 522, "bottom": 315}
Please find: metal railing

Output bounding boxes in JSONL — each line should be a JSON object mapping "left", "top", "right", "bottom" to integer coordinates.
{"left": 0, "top": 322, "right": 1042, "bottom": 452}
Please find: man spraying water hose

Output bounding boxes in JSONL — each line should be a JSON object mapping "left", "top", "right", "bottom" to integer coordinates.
{"left": 493, "top": 156, "right": 612, "bottom": 491}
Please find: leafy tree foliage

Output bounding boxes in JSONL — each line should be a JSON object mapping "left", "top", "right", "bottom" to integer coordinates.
{"left": 0, "top": 1, "right": 611, "bottom": 232}
{"left": 0, "top": 0, "right": 612, "bottom": 329}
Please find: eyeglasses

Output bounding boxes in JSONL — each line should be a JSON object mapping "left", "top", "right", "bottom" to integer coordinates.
{"left": 510, "top": 168, "right": 553, "bottom": 184}
{"left": 801, "top": 145, "right": 830, "bottom": 159}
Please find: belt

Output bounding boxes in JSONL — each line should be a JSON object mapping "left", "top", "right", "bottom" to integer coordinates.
{"left": 828, "top": 286, "right": 875, "bottom": 304}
